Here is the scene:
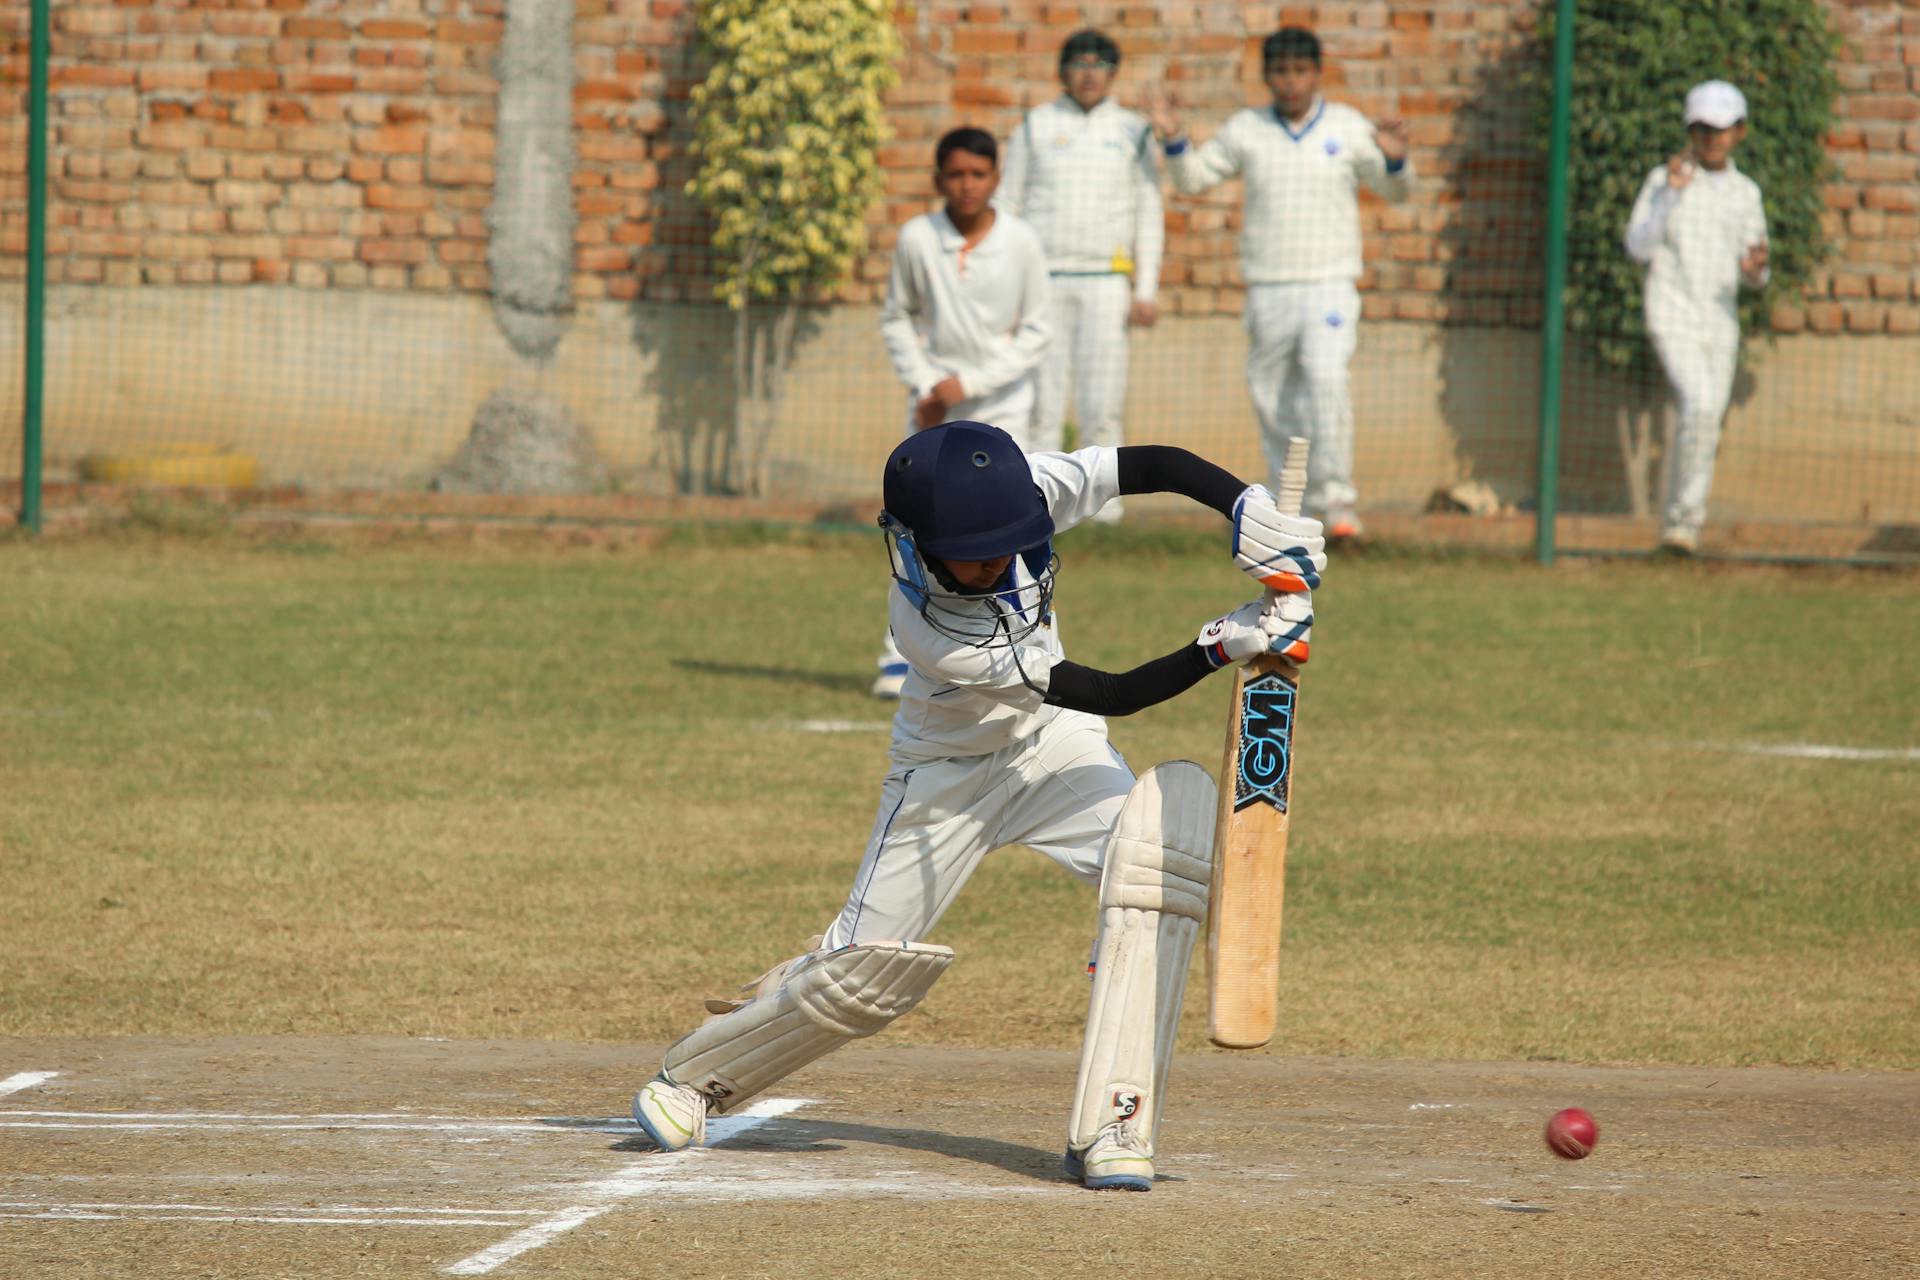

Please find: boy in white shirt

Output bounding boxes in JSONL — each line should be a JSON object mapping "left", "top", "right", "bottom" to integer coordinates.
{"left": 872, "top": 128, "right": 1054, "bottom": 697}
{"left": 879, "top": 127, "right": 1053, "bottom": 440}
{"left": 1148, "top": 27, "right": 1411, "bottom": 542}
{"left": 1000, "top": 30, "right": 1165, "bottom": 522}
{"left": 1623, "top": 80, "right": 1770, "bottom": 555}
{"left": 633, "top": 420, "right": 1329, "bottom": 1192}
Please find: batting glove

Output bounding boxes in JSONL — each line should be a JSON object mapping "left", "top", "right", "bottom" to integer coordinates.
{"left": 1196, "top": 595, "right": 1314, "bottom": 669}
{"left": 1231, "top": 484, "right": 1326, "bottom": 593}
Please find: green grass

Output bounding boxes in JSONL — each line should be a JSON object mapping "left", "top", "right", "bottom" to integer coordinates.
{"left": 1, "top": 527, "right": 1915, "bottom": 1067}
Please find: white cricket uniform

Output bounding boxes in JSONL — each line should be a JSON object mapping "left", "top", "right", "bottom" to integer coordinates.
{"left": 1624, "top": 161, "right": 1768, "bottom": 539}
{"left": 1001, "top": 96, "right": 1164, "bottom": 482}
{"left": 826, "top": 447, "right": 1134, "bottom": 949}
{"left": 879, "top": 207, "right": 1053, "bottom": 449}
{"left": 1168, "top": 100, "right": 1412, "bottom": 517}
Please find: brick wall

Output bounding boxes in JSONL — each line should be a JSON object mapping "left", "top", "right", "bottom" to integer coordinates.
{"left": 1, "top": 0, "right": 1915, "bottom": 335}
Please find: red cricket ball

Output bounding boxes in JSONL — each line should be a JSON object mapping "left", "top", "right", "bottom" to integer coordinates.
{"left": 1544, "top": 1106, "right": 1599, "bottom": 1160}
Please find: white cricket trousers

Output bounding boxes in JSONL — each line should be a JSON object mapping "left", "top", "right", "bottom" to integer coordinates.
{"left": 1245, "top": 280, "right": 1361, "bottom": 517}
{"left": 1031, "top": 274, "right": 1132, "bottom": 510}
{"left": 821, "top": 709, "right": 1135, "bottom": 949}
{"left": 1648, "top": 321, "right": 1739, "bottom": 539}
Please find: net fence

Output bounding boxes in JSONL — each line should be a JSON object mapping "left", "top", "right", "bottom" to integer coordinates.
{"left": 2, "top": 1, "right": 1915, "bottom": 560}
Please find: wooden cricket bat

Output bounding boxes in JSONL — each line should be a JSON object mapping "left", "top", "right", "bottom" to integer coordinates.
{"left": 1207, "top": 436, "right": 1309, "bottom": 1050}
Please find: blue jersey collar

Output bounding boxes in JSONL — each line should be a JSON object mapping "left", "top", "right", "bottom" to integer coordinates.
{"left": 1273, "top": 98, "right": 1326, "bottom": 142}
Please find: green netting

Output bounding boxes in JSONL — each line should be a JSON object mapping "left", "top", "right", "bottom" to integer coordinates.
{"left": 4, "top": 2, "right": 1914, "bottom": 561}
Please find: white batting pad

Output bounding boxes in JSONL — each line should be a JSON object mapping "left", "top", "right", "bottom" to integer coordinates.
{"left": 1068, "top": 760, "right": 1218, "bottom": 1156}
{"left": 664, "top": 940, "right": 953, "bottom": 1114}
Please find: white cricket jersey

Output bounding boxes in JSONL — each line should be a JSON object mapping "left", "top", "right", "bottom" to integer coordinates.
{"left": 1000, "top": 96, "right": 1165, "bottom": 303}
{"left": 1168, "top": 99, "right": 1412, "bottom": 284}
{"left": 885, "top": 446, "right": 1121, "bottom": 763}
{"left": 1624, "top": 160, "right": 1768, "bottom": 335}
{"left": 879, "top": 207, "right": 1053, "bottom": 402}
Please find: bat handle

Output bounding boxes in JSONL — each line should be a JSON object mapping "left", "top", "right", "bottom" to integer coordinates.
{"left": 1275, "top": 435, "right": 1309, "bottom": 519}
{"left": 1265, "top": 435, "right": 1311, "bottom": 607}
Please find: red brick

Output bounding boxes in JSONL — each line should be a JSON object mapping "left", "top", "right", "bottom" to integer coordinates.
{"left": 209, "top": 68, "right": 281, "bottom": 93}
{"left": 55, "top": 65, "right": 136, "bottom": 89}
{"left": 286, "top": 17, "right": 352, "bottom": 40}
{"left": 427, "top": 156, "right": 493, "bottom": 185}
{"left": 286, "top": 73, "right": 356, "bottom": 93}
{"left": 1864, "top": 186, "right": 1919, "bottom": 213}
{"left": 1888, "top": 306, "right": 1920, "bottom": 335}
{"left": 952, "top": 29, "right": 1020, "bottom": 54}
{"left": 434, "top": 19, "right": 503, "bottom": 43}
{"left": 282, "top": 125, "right": 351, "bottom": 153}
{"left": 355, "top": 125, "right": 427, "bottom": 155}
{"left": 1844, "top": 301, "right": 1888, "bottom": 332}
{"left": 1844, "top": 94, "right": 1920, "bottom": 122}
{"left": 359, "top": 237, "right": 429, "bottom": 264}
{"left": 1870, "top": 271, "right": 1911, "bottom": 300}
{"left": 365, "top": 183, "right": 433, "bottom": 210}
{"left": 363, "top": 19, "right": 432, "bottom": 39}
{"left": 1769, "top": 304, "right": 1806, "bottom": 333}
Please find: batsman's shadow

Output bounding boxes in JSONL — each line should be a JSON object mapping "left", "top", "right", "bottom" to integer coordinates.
{"left": 617, "top": 1119, "right": 1066, "bottom": 1185}
{"left": 671, "top": 657, "right": 871, "bottom": 696}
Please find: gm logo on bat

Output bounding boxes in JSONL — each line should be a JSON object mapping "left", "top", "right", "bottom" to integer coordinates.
{"left": 1235, "top": 671, "right": 1296, "bottom": 812}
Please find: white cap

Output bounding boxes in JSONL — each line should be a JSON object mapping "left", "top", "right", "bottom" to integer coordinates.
{"left": 1684, "top": 81, "right": 1747, "bottom": 130}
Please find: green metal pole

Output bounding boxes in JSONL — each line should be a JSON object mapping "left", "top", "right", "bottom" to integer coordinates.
{"left": 21, "top": 0, "right": 51, "bottom": 534}
{"left": 1535, "top": 0, "right": 1575, "bottom": 565}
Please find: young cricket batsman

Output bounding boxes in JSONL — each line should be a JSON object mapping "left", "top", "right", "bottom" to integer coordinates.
{"left": 634, "top": 421, "right": 1327, "bottom": 1191}
{"left": 999, "top": 29, "right": 1165, "bottom": 521}
{"left": 1624, "top": 80, "right": 1770, "bottom": 555}
{"left": 1147, "top": 26, "right": 1412, "bottom": 542}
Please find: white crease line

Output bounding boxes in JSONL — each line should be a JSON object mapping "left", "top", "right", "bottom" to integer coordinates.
{"left": 3, "top": 1110, "right": 617, "bottom": 1122}
{"left": 1697, "top": 740, "right": 1920, "bottom": 762}
{"left": 0, "top": 1210, "right": 527, "bottom": 1227}
{"left": 0, "top": 1072, "right": 59, "bottom": 1098}
{"left": 793, "top": 720, "right": 892, "bottom": 733}
{"left": 0, "top": 1111, "right": 647, "bottom": 1135}
{"left": 0, "top": 1201, "right": 546, "bottom": 1218}
{"left": 0, "top": 1121, "right": 635, "bottom": 1133}
{"left": 444, "top": 1098, "right": 810, "bottom": 1276}
{"left": 1408, "top": 1103, "right": 1463, "bottom": 1111}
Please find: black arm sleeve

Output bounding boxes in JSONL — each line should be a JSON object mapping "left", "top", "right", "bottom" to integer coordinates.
{"left": 1042, "top": 644, "right": 1215, "bottom": 718}
{"left": 1115, "top": 445, "right": 1247, "bottom": 517}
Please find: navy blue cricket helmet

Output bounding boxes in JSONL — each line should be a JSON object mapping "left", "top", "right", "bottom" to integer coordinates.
{"left": 878, "top": 422, "right": 1058, "bottom": 645}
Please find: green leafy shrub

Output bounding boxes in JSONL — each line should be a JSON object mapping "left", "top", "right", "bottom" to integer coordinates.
{"left": 687, "top": 0, "right": 900, "bottom": 310}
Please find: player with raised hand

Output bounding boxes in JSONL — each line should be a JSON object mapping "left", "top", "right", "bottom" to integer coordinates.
{"left": 633, "top": 422, "right": 1325, "bottom": 1192}
{"left": 1623, "top": 80, "right": 1770, "bottom": 556}
{"left": 1147, "top": 26, "right": 1412, "bottom": 544}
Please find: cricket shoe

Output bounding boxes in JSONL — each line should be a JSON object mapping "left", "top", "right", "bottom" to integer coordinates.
{"left": 1064, "top": 1126, "right": 1154, "bottom": 1191}
{"left": 1657, "top": 526, "right": 1698, "bottom": 556}
{"left": 870, "top": 661, "right": 909, "bottom": 700}
{"left": 632, "top": 1076, "right": 707, "bottom": 1152}
{"left": 1325, "top": 507, "right": 1365, "bottom": 544}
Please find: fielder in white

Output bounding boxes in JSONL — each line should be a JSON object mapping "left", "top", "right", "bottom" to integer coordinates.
{"left": 1149, "top": 26, "right": 1411, "bottom": 541}
{"left": 999, "top": 29, "right": 1164, "bottom": 521}
{"left": 881, "top": 126, "right": 1053, "bottom": 445}
{"left": 874, "top": 126, "right": 1054, "bottom": 698}
{"left": 1624, "top": 80, "right": 1770, "bottom": 555}
{"left": 634, "top": 420, "right": 1328, "bottom": 1191}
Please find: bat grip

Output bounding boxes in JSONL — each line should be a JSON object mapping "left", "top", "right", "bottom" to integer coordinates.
{"left": 1257, "top": 434, "right": 1312, "bottom": 622}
